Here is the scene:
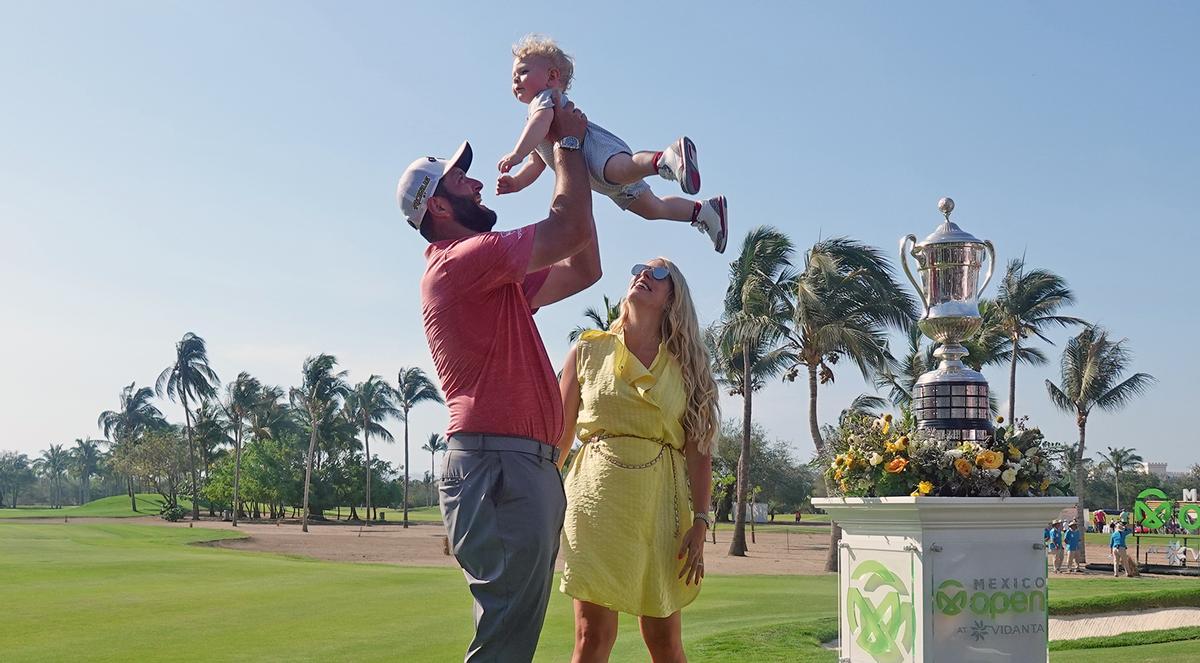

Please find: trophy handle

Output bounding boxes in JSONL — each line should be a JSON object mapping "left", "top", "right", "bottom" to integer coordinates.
{"left": 977, "top": 240, "right": 996, "bottom": 299}
{"left": 899, "top": 234, "right": 928, "bottom": 317}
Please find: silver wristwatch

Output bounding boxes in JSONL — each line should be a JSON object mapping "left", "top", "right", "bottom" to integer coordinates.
{"left": 557, "top": 135, "right": 582, "bottom": 151}
{"left": 693, "top": 512, "right": 713, "bottom": 529}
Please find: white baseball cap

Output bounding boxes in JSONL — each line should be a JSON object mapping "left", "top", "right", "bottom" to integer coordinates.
{"left": 396, "top": 141, "right": 473, "bottom": 230}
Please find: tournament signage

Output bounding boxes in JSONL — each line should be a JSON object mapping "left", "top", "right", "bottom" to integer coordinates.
{"left": 1133, "top": 488, "right": 1200, "bottom": 531}
{"left": 845, "top": 560, "right": 915, "bottom": 663}
{"left": 816, "top": 496, "right": 1074, "bottom": 662}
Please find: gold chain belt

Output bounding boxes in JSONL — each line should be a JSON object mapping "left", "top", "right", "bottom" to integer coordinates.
{"left": 584, "top": 433, "right": 685, "bottom": 537}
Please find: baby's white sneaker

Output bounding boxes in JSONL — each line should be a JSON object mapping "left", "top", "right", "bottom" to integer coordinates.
{"left": 692, "top": 196, "right": 728, "bottom": 253}
{"left": 657, "top": 136, "right": 701, "bottom": 195}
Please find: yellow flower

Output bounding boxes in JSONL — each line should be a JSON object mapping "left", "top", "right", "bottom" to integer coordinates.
{"left": 834, "top": 468, "right": 844, "bottom": 480}
{"left": 896, "top": 435, "right": 909, "bottom": 449}
{"left": 881, "top": 420, "right": 890, "bottom": 435}
{"left": 839, "top": 480, "right": 849, "bottom": 492}
{"left": 996, "top": 415, "right": 1005, "bottom": 424}
{"left": 884, "top": 457, "right": 909, "bottom": 474}
{"left": 976, "top": 450, "right": 1004, "bottom": 470}
{"left": 1007, "top": 444, "right": 1022, "bottom": 460}
{"left": 869, "top": 452, "right": 884, "bottom": 466}
{"left": 954, "top": 458, "right": 974, "bottom": 477}
{"left": 1039, "top": 477, "right": 1051, "bottom": 491}
{"left": 917, "top": 481, "right": 933, "bottom": 495}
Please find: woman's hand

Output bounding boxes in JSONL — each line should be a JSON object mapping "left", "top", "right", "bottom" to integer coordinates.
{"left": 677, "top": 521, "right": 707, "bottom": 585}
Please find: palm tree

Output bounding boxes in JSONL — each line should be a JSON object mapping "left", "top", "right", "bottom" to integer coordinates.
{"left": 1046, "top": 326, "right": 1155, "bottom": 563}
{"left": 35, "top": 444, "right": 70, "bottom": 508}
{"left": 568, "top": 295, "right": 623, "bottom": 343}
{"left": 222, "top": 373, "right": 262, "bottom": 526}
{"left": 421, "top": 433, "right": 447, "bottom": 507}
{"left": 1096, "top": 446, "right": 1145, "bottom": 512}
{"left": 292, "top": 355, "right": 350, "bottom": 533}
{"left": 98, "top": 383, "right": 165, "bottom": 511}
{"left": 347, "top": 376, "right": 400, "bottom": 522}
{"left": 709, "top": 227, "right": 794, "bottom": 557}
{"left": 157, "top": 332, "right": 220, "bottom": 520}
{"left": 784, "top": 238, "right": 916, "bottom": 571}
{"left": 70, "top": 439, "right": 102, "bottom": 505}
{"left": 395, "top": 367, "right": 444, "bottom": 528}
{"left": 191, "top": 402, "right": 228, "bottom": 516}
{"left": 994, "top": 258, "right": 1084, "bottom": 424}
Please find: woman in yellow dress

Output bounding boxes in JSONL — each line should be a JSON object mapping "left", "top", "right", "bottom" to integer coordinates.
{"left": 555, "top": 258, "right": 719, "bottom": 663}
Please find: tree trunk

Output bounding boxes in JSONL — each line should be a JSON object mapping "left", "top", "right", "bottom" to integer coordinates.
{"left": 205, "top": 454, "right": 215, "bottom": 517}
{"left": 363, "top": 423, "right": 372, "bottom": 524}
{"left": 302, "top": 413, "right": 319, "bottom": 533}
{"left": 232, "top": 426, "right": 243, "bottom": 527}
{"left": 1008, "top": 337, "right": 1019, "bottom": 425}
{"left": 127, "top": 475, "right": 137, "bottom": 512}
{"left": 807, "top": 363, "right": 840, "bottom": 573}
{"left": 403, "top": 413, "right": 411, "bottom": 529}
{"left": 1074, "top": 413, "right": 1089, "bottom": 564}
{"left": 1114, "top": 473, "right": 1120, "bottom": 512}
{"left": 430, "top": 449, "right": 437, "bottom": 507}
{"left": 181, "top": 391, "right": 200, "bottom": 520}
{"left": 728, "top": 344, "right": 752, "bottom": 557}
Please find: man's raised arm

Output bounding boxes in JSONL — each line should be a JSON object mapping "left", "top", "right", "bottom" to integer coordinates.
{"left": 526, "top": 99, "right": 601, "bottom": 308}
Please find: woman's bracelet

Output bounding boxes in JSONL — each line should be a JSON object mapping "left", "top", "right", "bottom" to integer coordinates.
{"left": 693, "top": 512, "right": 713, "bottom": 529}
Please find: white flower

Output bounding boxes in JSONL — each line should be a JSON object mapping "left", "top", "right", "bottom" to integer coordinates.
{"left": 946, "top": 449, "right": 964, "bottom": 459}
{"left": 1001, "top": 468, "right": 1018, "bottom": 486}
{"left": 985, "top": 468, "right": 1001, "bottom": 479}
{"left": 869, "top": 452, "right": 884, "bottom": 466}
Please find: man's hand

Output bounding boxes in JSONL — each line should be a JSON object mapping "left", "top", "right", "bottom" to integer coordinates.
{"left": 496, "top": 175, "right": 522, "bottom": 195}
{"left": 497, "top": 152, "right": 521, "bottom": 174}
{"left": 547, "top": 96, "right": 587, "bottom": 145}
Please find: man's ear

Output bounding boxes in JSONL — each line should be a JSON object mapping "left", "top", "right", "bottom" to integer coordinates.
{"left": 426, "top": 194, "right": 452, "bottom": 221}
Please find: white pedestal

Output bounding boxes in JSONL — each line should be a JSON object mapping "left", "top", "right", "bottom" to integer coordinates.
{"left": 812, "top": 496, "right": 1077, "bottom": 663}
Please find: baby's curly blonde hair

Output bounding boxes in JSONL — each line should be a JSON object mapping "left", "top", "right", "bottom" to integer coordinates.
{"left": 512, "top": 34, "right": 575, "bottom": 91}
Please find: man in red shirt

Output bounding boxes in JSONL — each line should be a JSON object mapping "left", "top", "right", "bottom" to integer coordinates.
{"left": 397, "top": 99, "right": 596, "bottom": 661}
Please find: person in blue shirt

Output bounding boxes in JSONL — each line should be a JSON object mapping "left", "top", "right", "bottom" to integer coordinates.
{"left": 1110, "top": 522, "right": 1138, "bottom": 577}
{"left": 1049, "top": 520, "right": 1065, "bottom": 573}
{"left": 1064, "top": 521, "right": 1083, "bottom": 573}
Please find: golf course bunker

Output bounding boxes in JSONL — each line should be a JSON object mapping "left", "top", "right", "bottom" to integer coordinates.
{"left": 1050, "top": 607, "right": 1200, "bottom": 641}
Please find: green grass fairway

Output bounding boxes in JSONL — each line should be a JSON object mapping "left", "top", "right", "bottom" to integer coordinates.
{"left": 0, "top": 494, "right": 192, "bottom": 519}
{"left": 0, "top": 522, "right": 833, "bottom": 661}
{"left": 3, "top": 522, "right": 1198, "bottom": 661}
{"left": 1053, "top": 641, "right": 1200, "bottom": 662}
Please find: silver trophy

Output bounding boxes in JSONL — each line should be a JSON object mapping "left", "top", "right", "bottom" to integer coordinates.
{"left": 900, "top": 197, "right": 997, "bottom": 441}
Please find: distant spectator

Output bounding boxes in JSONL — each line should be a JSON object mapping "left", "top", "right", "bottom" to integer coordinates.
{"left": 1049, "top": 520, "right": 1065, "bottom": 573}
{"left": 1065, "top": 521, "right": 1083, "bottom": 573}
{"left": 1094, "top": 509, "right": 1107, "bottom": 533}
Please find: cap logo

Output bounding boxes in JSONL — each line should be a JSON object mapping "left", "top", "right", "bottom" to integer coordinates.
{"left": 412, "top": 175, "right": 432, "bottom": 209}
{"left": 427, "top": 157, "right": 436, "bottom": 162}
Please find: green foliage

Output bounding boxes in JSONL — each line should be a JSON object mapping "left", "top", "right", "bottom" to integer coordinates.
{"left": 159, "top": 504, "right": 185, "bottom": 521}
{"left": 713, "top": 419, "right": 813, "bottom": 517}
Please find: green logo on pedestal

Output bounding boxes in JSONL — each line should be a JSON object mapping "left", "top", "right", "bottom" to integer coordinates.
{"left": 935, "top": 579, "right": 967, "bottom": 615}
{"left": 846, "top": 560, "right": 914, "bottom": 663}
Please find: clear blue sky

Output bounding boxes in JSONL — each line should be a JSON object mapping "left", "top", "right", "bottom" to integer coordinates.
{"left": 2, "top": 2, "right": 1196, "bottom": 480}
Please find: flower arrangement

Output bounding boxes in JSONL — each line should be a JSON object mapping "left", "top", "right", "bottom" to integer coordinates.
{"left": 824, "top": 413, "right": 1060, "bottom": 498}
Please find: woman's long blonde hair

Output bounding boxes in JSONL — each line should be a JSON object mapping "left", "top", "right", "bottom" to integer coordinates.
{"left": 610, "top": 258, "right": 720, "bottom": 455}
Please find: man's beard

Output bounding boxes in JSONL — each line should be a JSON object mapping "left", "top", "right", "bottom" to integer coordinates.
{"left": 448, "top": 191, "right": 497, "bottom": 233}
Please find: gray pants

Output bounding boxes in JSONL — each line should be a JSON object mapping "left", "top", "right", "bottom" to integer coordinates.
{"left": 439, "top": 434, "right": 566, "bottom": 662}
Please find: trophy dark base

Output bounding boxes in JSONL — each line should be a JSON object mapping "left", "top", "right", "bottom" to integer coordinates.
{"left": 913, "top": 380, "right": 995, "bottom": 442}
{"left": 916, "top": 419, "right": 994, "bottom": 442}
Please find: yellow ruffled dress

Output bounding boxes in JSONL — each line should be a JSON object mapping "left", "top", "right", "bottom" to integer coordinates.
{"left": 560, "top": 330, "right": 700, "bottom": 617}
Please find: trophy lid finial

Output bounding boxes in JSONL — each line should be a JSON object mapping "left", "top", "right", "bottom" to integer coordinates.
{"left": 938, "top": 197, "right": 955, "bottom": 221}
